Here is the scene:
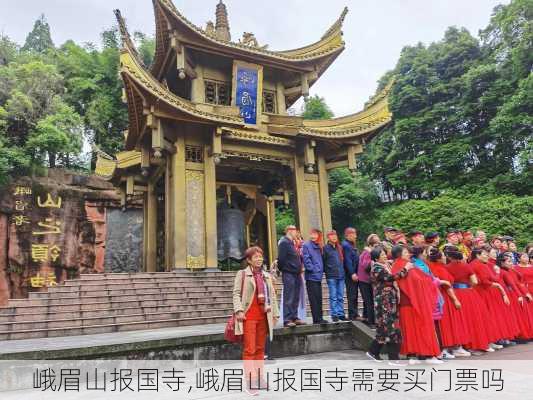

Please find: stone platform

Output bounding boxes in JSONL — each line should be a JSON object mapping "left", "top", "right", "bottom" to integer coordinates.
{"left": 0, "top": 271, "right": 361, "bottom": 341}
{"left": 0, "top": 271, "right": 373, "bottom": 359}
{"left": 0, "top": 319, "right": 373, "bottom": 360}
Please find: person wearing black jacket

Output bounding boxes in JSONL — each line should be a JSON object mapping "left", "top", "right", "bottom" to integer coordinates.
{"left": 277, "top": 225, "right": 305, "bottom": 327}
{"left": 324, "top": 230, "right": 346, "bottom": 322}
{"left": 342, "top": 227, "right": 360, "bottom": 321}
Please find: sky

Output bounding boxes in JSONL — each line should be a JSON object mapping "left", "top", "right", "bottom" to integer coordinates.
{"left": 0, "top": 0, "right": 509, "bottom": 116}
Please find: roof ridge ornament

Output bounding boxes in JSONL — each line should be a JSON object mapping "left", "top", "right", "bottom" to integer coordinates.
{"left": 113, "top": 9, "right": 146, "bottom": 67}
{"left": 321, "top": 6, "right": 349, "bottom": 40}
{"left": 239, "top": 32, "right": 268, "bottom": 50}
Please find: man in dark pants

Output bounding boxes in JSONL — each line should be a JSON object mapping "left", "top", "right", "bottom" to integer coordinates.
{"left": 342, "top": 227, "right": 360, "bottom": 321}
{"left": 302, "top": 229, "right": 328, "bottom": 324}
{"left": 277, "top": 225, "right": 305, "bottom": 327}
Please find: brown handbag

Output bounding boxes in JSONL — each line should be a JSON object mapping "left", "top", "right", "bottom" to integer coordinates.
{"left": 224, "top": 270, "right": 246, "bottom": 343}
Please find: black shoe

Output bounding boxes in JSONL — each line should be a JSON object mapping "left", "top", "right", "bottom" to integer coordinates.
{"left": 319, "top": 319, "right": 330, "bottom": 324}
{"left": 338, "top": 316, "right": 347, "bottom": 321}
{"left": 332, "top": 317, "right": 339, "bottom": 322}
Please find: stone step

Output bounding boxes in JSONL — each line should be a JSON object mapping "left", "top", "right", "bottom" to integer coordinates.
{"left": 0, "top": 315, "right": 232, "bottom": 340}
{"left": 0, "top": 304, "right": 355, "bottom": 341}
{"left": 28, "top": 288, "right": 235, "bottom": 300}
{"left": 62, "top": 278, "right": 236, "bottom": 288}
{"left": 0, "top": 308, "right": 233, "bottom": 331}
{"left": 36, "top": 286, "right": 234, "bottom": 299}
{"left": 0, "top": 301, "right": 236, "bottom": 321}
{"left": 78, "top": 272, "right": 238, "bottom": 280}
{"left": 6, "top": 290, "right": 360, "bottom": 311}
{"left": 52, "top": 282, "right": 233, "bottom": 293}
{"left": 7, "top": 293, "right": 234, "bottom": 308}
{"left": 48, "top": 281, "right": 335, "bottom": 296}
{"left": 1, "top": 298, "right": 235, "bottom": 315}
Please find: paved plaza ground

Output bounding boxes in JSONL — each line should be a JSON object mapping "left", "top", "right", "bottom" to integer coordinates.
{"left": 2, "top": 319, "right": 533, "bottom": 360}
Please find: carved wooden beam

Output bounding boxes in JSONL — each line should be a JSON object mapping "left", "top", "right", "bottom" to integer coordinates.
{"left": 325, "top": 159, "right": 349, "bottom": 170}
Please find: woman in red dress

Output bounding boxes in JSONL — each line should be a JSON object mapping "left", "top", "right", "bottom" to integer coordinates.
{"left": 507, "top": 254, "right": 533, "bottom": 335}
{"left": 496, "top": 252, "right": 533, "bottom": 340}
{"left": 516, "top": 252, "right": 533, "bottom": 285}
{"left": 427, "top": 247, "right": 470, "bottom": 357}
{"left": 469, "top": 247, "right": 515, "bottom": 345}
{"left": 444, "top": 246, "right": 492, "bottom": 352}
{"left": 391, "top": 245, "right": 441, "bottom": 361}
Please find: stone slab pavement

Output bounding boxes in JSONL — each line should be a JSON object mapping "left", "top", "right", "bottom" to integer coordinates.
{"left": 0, "top": 323, "right": 228, "bottom": 355}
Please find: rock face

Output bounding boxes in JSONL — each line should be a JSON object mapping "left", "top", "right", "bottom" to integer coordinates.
{"left": 0, "top": 169, "right": 143, "bottom": 305}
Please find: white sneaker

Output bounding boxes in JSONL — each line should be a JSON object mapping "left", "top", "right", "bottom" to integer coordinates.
{"left": 425, "top": 357, "right": 445, "bottom": 365}
{"left": 408, "top": 358, "right": 422, "bottom": 365}
{"left": 484, "top": 347, "right": 495, "bottom": 352}
{"left": 440, "top": 350, "right": 456, "bottom": 359}
{"left": 453, "top": 347, "right": 471, "bottom": 357}
{"left": 490, "top": 343, "right": 503, "bottom": 350}
{"left": 389, "top": 360, "right": 408, "bottom": 367}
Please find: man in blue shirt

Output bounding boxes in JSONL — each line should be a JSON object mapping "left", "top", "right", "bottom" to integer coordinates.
{"left": 302, "top": 229, "right": 328, "bottom": 324}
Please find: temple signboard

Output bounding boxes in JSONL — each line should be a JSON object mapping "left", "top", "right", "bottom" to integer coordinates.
{"left": 233, "top": 61, "right": 263, "bottom": 125}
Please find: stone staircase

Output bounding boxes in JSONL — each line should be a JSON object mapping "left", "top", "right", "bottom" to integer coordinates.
{"left": 0, "top": 271, "right": 355, "bottom": 341}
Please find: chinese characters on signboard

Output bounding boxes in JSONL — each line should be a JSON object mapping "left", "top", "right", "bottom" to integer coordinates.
{"left": 11, "top": 186, "right": 62, "bottom": 288}
{"left": 235, "top": 66, "right": 259, "bottom": 125}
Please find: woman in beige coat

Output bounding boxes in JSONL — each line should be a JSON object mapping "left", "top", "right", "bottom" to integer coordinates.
{"left": 233, "top": 246, "right": 279, "bottom": 394}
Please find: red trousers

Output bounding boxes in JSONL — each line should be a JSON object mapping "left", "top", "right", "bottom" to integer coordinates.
{"left": 243, "top": 317, "right": 268, "bottom": 383}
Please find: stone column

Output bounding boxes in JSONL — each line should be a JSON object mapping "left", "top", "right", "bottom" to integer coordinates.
{"left": 293, "top": 150, "right": 332, "bottom": 239}
{"left": 184, "top": 166, "right": 206, "bottom": 269}
{"left": 171, "top": 136, "right": 187, "bottom": 269}
{"left": 317, "top": 150, "right": 332, "bottom": 233}
{"left": 144, "top": 181, "right": 157, "bottom": 272}
{"left": 266, "top": 197, "right": 278, "bottom": 263}
{"left": 204, "top": 146, "right": 218, "bottom": 269}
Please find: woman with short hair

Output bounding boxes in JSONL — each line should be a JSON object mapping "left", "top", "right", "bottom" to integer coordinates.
{"left": 357, "top": 234, "right": 381, "bottom": 326}
{"left": 233, "top": 246, "right": 280, "bottom": 395}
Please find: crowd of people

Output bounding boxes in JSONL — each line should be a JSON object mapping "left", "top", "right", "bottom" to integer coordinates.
{"left": 231, "top": 225, "right": 532, "bottom": 392}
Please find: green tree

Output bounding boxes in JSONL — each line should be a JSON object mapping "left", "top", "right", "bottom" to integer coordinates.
{"left": 134, "top": 32, "right": 156, "bottom": 67}
{"left": 372, "top": 192, "right": 533, "bottom": 248}
{"left": 361, "top": 2, "right": 532, "bottom": 198}
{"left": 0, "top": 35, "right": 18, "bottom": 66}
{"left": 301, "top": 95, "right": 334, "bottom": 120}
{"left": 22, "top": 14, "right": 54, "bottom": 53}
{"left": 26, "top": 100, "right": 83, "bottom": 168}
{"left": 329, "top": 169, "right": 381, "bottom": 240}
{"left": 54, "top": 28, "right": 128, "bottom": 159}
{"left": 1, "top": 61, "right": 64, "bottom": 144}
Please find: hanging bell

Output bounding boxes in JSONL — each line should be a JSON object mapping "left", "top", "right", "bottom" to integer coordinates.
{"left": 217, "top": 205, "right": 246, "bottom": 261}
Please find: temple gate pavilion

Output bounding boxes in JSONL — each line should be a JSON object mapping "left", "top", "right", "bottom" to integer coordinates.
{"left": 96, "top": 0, "right": 393, "bottom": 272}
